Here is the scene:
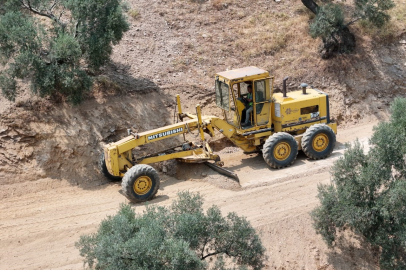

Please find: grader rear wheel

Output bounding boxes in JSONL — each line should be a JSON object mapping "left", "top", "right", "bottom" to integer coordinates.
{"left": 263, "top": 132, "right": 298, "bottom": 169}
{"left": 121, "top": 164, "right": 160, "bottom": 203}
{"left": 301, "top": 124, "right": 336, "bottom": 160}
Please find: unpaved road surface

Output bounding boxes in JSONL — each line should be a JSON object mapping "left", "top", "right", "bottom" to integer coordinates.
{"left": 0, "top": 122, "right": 379, "bottom": 270}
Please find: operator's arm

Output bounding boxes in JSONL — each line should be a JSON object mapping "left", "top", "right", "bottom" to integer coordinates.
{"left": 246, "top": 94, "right": 253, "bottom": 103}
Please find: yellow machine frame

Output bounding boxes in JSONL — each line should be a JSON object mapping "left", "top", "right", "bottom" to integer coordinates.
{"left": 102, "top": 66, "right": 337, "bottom": 203}
{"left": 104, "top": 66, "right": 337, "bottom": 177}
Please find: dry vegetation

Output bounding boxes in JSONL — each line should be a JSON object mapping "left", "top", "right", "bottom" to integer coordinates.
{"left": 163, "top": 0, "right": 405, "bottom": 83}
{"left": 161, "top": 0, "right": 323, "bottom": 84}
{"left": 128, "top": 9, "right": 140, "bottom": 19}
{"left": 357, "top": 0, "right": 406, "bottom": 42}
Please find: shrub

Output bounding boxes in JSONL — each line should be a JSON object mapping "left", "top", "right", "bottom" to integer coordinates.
{"left": 312, "top": 98, "right": 406, "bottom": 269}
{"left": 76, "top": 191, "right": 267, "bottom": 270}
{"left": 0, "top": 0, "right": 129, "bottom": 104}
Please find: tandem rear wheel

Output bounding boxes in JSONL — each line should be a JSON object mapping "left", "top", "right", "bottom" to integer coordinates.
{"left": 301, "top": 124, "right": 336, "bottom": 160}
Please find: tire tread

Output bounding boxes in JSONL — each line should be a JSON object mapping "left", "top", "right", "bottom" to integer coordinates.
{"left": 121, "top": 164, "right": 160, "bottom": 203}
{"left": 99, "top": 152, "right": 122, "bottom": 181}
{"left": 263, "top": 132, "right": 298, "bottom": 169}
{"left": 301, "top": 124, "right": 336, "bottom": 160}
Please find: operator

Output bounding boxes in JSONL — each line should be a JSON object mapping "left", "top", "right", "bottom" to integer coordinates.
{"left": 242, "top": 85, "right": 253, "bottom": 127}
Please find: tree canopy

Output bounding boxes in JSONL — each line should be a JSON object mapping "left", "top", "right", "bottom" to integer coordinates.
{"left": 0, "top": 0, "right": 129, "bottom": 104}
{"left": 312, "top": 98, "right": 406, "bottom": 269}
{"left": 76, "top": 191, "right": 267, "bottom": 270}
{"left": 301, "top": 0, "right": 395, "bottom": 58}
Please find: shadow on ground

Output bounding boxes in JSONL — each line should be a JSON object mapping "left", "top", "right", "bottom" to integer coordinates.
{"left": 326, "top": 230, "right": 380, "bottom": 270}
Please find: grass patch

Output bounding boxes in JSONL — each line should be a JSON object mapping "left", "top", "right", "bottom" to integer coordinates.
{"left": 128, "top": 9, "right": 140, "bottom": 19}
{"left": 357, "top": 0, "right": 405, "bottom": 42}
{"left": 94, "top": 76, "right": 122, "bottom": 93}
{"left": 172, "top": 57, "right": 189, "bottom": 72}
{"left": 391, "top": 0, "right": 406, "bottom": 30}
{"left": 358, "top": 20, "right": 397, "bottom": 42}
{"left": 212, "top": 0, "right": 235, "bottom": 10}
{"left": 233, "top": 11, "right": 311, "bottom": 59}
{"left": 355, "top": 0, "right": 405, "bottom": 42}
{"left": 170, "top": 1, "right": 322, "bottom": 80}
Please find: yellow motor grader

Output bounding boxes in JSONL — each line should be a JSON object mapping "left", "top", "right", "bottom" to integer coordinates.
{"left": 101, "top": 66, "right": 337, "bottom": 203}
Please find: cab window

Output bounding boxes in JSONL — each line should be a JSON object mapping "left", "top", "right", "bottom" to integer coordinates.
{"left": 215, "top": 79, "right": 230, "bottom": 111}
{"left": 254, "top": 80, "right": 266, "bottom": 103}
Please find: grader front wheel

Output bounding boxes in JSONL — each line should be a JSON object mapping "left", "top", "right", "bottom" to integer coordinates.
{"left": 99, "top": 152, "right": 122, "bottom": 181}
{"left": 263, "top": 132, "right": 298, "bottom": 169}
{"left": 121, "top": 164, "right": 160, "bottom": 203}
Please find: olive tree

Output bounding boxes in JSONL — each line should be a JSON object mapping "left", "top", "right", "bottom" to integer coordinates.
{"left": 301, "top": 0, "right": 395, "bottom": 58}
{"left": 312, "top": 98, "right": 406, "bottom": 269}
{"left": 0, "top": 0, "right": 129, "bottom": 104}
{"left": 76, "top": 191, "right": 267, "bottom": 270}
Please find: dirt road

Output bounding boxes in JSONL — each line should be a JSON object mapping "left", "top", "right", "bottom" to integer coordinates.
{"left": 0, "top": 121, "right": 380, "bottom": 270}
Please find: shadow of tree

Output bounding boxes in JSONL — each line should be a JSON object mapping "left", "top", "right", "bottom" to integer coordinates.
{"left": 319, "top": 35, "right": 406, "bottom": 124}
{"left": 100, "top": 61, "right": 161, "bottom": 94}
{"left": 326, "top": 229, "right": 380, "bottom": 270}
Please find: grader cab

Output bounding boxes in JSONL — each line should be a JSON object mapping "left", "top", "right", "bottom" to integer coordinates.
{"left": 101, "top": 66, "right": 337, "bottom": 203}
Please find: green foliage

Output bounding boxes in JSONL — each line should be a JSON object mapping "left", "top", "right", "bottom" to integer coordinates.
{"left": 354, "top": 0, "right": 395, "bottom": 28}
{"left": 304, "top": 0, "right": 395, "bottom": 57}
{"left": 0, "top": 0, "right": 129, "bottom": 104}
{"left": 66, "top": 0, "right": 129, "bottom": 70}
{"left": 310, "top": 4, "right": 344, "bottom": 40}
{"left": 76, "top": 192, "right": 266, "bottom": 270}
{"left": 312, "top": 98, "right": 406, "bottom": 269}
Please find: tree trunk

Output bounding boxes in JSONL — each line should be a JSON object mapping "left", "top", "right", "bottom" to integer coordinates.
{"left": 301, "top": 0, "right": 319, "bottom": 15}
{"left": 301, "top": 0, "right": 356, "bottom": 58}
{"left": 320, "top": 27, "right": 356, "bottom": 59}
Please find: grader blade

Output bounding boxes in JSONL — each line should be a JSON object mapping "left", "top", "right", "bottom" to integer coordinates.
{"left": 204, "top": 162, "right": 240, "bottom": 182}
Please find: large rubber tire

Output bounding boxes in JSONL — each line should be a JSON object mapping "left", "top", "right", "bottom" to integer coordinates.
{"left": 263, "top": 132, "right": 298, "bottom": 169}
{"left": 301, "top": 124, "right": 336, "bottom": 160}
{"left": 121, "top": 164, "right": 160, "bottom": 203}
{"left": 99, "top": 152, "right": 122, "bottom": 181}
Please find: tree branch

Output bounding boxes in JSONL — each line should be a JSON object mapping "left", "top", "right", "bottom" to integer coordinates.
{"left": 20, "top": 0, "right": 65, "bottom": 28}
{"left": 330, "top": 32, "right": 339, "bottom": 44}
{"left": 346, "top": 17, "right": 362, "bottom": 27}
{"left": 49, "top": 0, "right": 57, "bottom": 13}
{"left": 200, "top": 238, "right": 210, "bottom": 260}
{"left": 74, "top": 21, "right": 79, "bottom": 38}
{"left": 201, "top": 250, "right": 223, "bottom": 260}
{"left": 58, "top": 6, "right": 66, "bottom": 21}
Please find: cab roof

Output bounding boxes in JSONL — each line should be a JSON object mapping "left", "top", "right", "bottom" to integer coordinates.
{"left": 216, "top": 66, "right": 269, "bottom": 81}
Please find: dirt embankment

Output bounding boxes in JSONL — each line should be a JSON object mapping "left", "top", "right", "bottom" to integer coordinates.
{"left": 0, "top": 88, "right": 182, "bottom": 198}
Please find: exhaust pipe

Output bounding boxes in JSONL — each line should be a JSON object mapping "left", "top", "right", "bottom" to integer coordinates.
{"left": 283, "top": 76, "right": 289, "bottom": 97}
{"left": 301, "top": 83, "right": 308, "bottom": 94}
